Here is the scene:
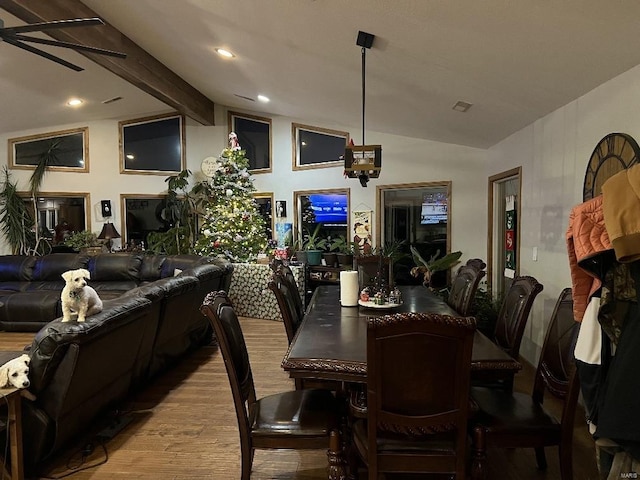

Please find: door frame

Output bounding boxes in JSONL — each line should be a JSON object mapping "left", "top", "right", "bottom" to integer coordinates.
{"left": 487, "top": 167, "right": 521, "bottom": 292}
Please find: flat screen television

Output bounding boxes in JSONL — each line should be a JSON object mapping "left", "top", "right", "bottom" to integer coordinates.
{"left": 308, "top": 193, "right": 348, "bottom": 225}
{"left": 421, "top": 202, "right": 447, "bottom": 224}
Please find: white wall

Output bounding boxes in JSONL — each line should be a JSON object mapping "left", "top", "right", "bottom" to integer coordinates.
{"left": 489, "top": 62, "right": 640, "bottom": 362}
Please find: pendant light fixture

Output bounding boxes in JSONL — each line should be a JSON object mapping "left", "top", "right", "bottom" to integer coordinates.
{"left": 344, "top": 30, "right": 382, "bottom": 187}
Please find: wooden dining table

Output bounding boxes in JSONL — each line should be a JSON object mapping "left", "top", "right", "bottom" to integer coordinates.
{"left": 282, "top": 284, "right": 521, "bottom": 384}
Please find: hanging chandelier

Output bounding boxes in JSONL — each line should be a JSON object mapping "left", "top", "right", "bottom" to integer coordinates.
{"left": 344, "top": 30, "right": 382, "bottom": 187}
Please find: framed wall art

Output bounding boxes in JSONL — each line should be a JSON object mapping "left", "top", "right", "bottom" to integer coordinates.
{"left": 228, "top": 111, "right": 272, "bottom": 173}
{"left": 119, "top": 113, "right": 185, "bottom": 175}
{"left": 292, "top": 123, "right": 349, "bottom": 171}
{"left": 9, "top": 127, "right": 89, "bottom": 172}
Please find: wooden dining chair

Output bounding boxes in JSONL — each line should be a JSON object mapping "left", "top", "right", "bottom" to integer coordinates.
{"left": 447, "top": 258, "right": 487, "bottom": 316}
{"left": 469, "top": 287, "right": 579, "bottom": 480}
{"left": 351, "top": 311, "right": 477, "bottom": 479}
{"left": 269, "top": 258, "right": 305, "bottom": 319}
{"left": 200, "top": 291, "right": 344, "bottom": 480}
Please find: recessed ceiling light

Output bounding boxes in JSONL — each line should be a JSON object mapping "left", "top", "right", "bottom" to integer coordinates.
{"left": 126, "top": 154, "right": 135, "bottom": 160}
{"left": 257, "top": 95, "right": 270, "bottom": 103}
{"left": 215, "top": 48, "right": 235, "bottom": 58}
{"left": 67, "top": 98, "right": 83, "bottom": 107}
{"left": 452, "top": 100, "right": 472, "bottom": 112}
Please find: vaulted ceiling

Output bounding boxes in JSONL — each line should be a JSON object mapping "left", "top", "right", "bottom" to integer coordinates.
{"left": 2, "top": 0, "right": 640, "bottom": 149}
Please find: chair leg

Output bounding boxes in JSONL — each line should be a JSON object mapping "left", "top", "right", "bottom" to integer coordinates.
{"left": 240, "top": 444, "right": 253, "bottom": 480}
{"left": 471, "top": 426, "right": 487, "bottom": 480}
{"left": 535, "top": 447, "right": 548, "bottom": 470}
{"left": 559, "top": 443, "right": 573, "bottom": 480}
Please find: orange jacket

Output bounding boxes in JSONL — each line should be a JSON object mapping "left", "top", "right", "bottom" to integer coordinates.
{"left": 566, "top": 196, "right": 612, "bottom": 322}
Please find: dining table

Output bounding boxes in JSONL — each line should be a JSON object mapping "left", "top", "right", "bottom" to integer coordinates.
{"left": 282, "top": 284, "right": 521, "bottom": 384}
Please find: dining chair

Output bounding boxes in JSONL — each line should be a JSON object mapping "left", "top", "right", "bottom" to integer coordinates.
{"left": 469, "top": 287, "right": 579, "bottom": 480}
{"left": 200, "top": 291, "right": 344, "bottom": 480}
{"left": 354, "top": 255, "right": 392, "bottom": 291}
{"left": 447, "top": 258, "right": 487, "bottom": 316}
{"left": 269, "top": 258, "right": 305, "bottom": 319}
{"left": 475, "top": 275, "right": 543, "bottom": 391}
{"left": 351, "top": 311, "right": 477, "bottom": 479}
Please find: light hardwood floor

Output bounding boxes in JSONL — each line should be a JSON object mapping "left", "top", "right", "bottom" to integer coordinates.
{"left": 0, "top": 318, "right": 600, "bottom": 480}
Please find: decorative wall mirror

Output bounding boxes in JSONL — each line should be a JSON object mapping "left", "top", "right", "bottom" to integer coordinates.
{"left": 583, "top": 132, "right": 640, "bottom": 201}
{"left": 9, "top": 127, "right": 89, "bottom": 172}
{"left": 253, "top": 192, "right": 274, "bottom": 240}
{"left": 120, "top": 194, "right": 168, "bottom": 248}
{"left": 119, "top": 113, "right": 185, "bottom": 174}
{"left": 292, "top": 123, "right": 349, "bottom": 171}
{"left": 228, "top": 111, "right": 272, "bottom": 173}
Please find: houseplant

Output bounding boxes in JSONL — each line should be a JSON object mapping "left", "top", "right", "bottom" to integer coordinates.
{"left": 409, "top": 246, "right": 462, "bottom": 288}
{"left": 330, "top": 235, "right": 356, "bottom": 268}
{"left": 63, "top": 230, "right": 102, "bottom": 254}
{"left": 301, "top": 224, "right": 328, "bottom": 266}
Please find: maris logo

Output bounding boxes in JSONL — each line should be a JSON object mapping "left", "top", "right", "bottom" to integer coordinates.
{"left": 620, "top": 473, "right": 638, "bottom": 479}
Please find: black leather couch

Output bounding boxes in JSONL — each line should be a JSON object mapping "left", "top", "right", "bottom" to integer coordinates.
{"left": 0, "top": 253, "right": 233, "bottom": 470}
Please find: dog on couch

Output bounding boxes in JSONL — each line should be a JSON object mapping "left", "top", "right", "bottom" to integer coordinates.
{"left": 61, "top": 268, "right": 103, "bottom": 322}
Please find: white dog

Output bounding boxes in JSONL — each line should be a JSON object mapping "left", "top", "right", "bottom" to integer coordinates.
{"left": 0, "top": 353, "right": 30, "bottom": 389}
{"left": 61, "top": 268, "right": 103, "bottom": 322}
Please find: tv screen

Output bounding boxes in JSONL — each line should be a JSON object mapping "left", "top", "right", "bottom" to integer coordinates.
{"left": 308, "top": 194, "right": 348, "bottom": 225}
{"left": 421, "top": 202, "right": 447, "bottom": 224}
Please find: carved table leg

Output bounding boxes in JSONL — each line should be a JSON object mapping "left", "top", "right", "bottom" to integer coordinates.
{"left": 327, "top": 429, "right": 346, "bottom": 480}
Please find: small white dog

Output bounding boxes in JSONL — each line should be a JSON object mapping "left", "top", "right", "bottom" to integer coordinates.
{"left": 0, "top": 353, "right": 30, "bottom": 389}
{"left": 61, "top": 268, "right": 103, "bottom": 322}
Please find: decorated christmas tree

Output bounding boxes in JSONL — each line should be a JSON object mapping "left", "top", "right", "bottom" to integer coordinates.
{"left": 195, "top": 133, "right": 267, "bottom": 262}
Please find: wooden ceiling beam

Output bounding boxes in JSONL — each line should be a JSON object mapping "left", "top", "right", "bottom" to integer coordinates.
{"left": 0, "top": 0, "right": 215, "bottom": 125}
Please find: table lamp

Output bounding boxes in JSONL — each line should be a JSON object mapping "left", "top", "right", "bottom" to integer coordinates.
{"left": 98, "top": 222, "right": 120, "bottom": 252}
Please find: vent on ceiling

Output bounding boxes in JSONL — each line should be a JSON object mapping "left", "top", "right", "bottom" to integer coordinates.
{"left": 452, "top": 100, "right": 472, "bottom": 112}
{"left": 234, "top": 94, "right": 255, "bottom": 102}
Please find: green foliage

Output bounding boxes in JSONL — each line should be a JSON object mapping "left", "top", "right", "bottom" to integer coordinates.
{"left": 147, "top": 225, "right": 191, "bottom": 255}
{"left": 302, "top": 223, "right": 328, "bottom": 251}
{"left": 63, "top": 230, "right": 99, "bottom": 249}
{"left": 411, "top": 246, "right": 462, "bottom": 273}
{"left": 469, "top": 287, "right": 502, "bottom": 336}
{"left": 195, "top": 147, "right": 267, "bottom": 262}
{"left": 330, "top": 235, "right": 357, "bottom": 254}
{"left": 0, "top": 167, "right": 35, "bottom": 254}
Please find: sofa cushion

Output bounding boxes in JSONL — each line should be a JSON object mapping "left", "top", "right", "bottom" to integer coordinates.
{"left": 140, "top": 255, "right": 167, "bottom": 282}
{"left": 32, "top": 254, "right": 89, "bottom": 281}
{"left": 88, "top": 253, "right": 144, "bottom": 282}
{"left": 160, "top": 255, "right": 208, "bottom": 278}
{"left": 0, "top": 255, "right": 37, "bottom": 281}
{"left": 0, "top": 291, "right": 62, "bottom": 332}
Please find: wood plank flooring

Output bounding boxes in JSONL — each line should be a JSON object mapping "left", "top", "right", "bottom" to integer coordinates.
{"left": 0, "top": 318, "right": 600, "bottom": 479}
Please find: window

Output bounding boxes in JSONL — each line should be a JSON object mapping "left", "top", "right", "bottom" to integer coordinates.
{"left": 120, "top": 194, "right": 168, "bottom": 248}
{"left": 294, "top": 188, "right": 350, "bottom": 247}
{"left": 377, "top": 182, "right": 451, "bottom": 287}
{"left": 9, "top": 127, "right": 88, "bottom": 172}
{"left": 228, "top": 111, "right": 272, "bottom": 173}
{"left": 120, "top": 114, "right": 185, "bottom": 174}
{"left": 292, "top": 123, "right": 349, "bottom": 170}
{"left": 253, "top": 192, "right": 274, "bottom": 240}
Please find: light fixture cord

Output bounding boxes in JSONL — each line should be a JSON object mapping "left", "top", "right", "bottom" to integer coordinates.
{"left": 361, "top": 46, "right": 366, "bottom": 145}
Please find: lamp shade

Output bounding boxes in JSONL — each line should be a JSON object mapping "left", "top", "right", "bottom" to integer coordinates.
{"left": 98, "top": 222, "right": 121, "bottom": 240}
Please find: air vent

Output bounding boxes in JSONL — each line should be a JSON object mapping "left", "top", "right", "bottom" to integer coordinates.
{"left": 102, "top": 96, "right": 123, "bottom": 104}
{"left": 452, "top": 100, "right": 472, "bottom": 112}
{"left": 234, "top": 94, "right": 255, "bottom": 102}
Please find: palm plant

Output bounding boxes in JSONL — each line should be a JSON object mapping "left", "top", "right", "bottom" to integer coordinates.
{"left": 0, "top": 167, "right": 35, "bottom": 254}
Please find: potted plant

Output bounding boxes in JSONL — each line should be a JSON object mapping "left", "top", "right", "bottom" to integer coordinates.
{"left": 302, "top": 224, "right": 328, "bottom": 266}
{"left": 63, "top": 230, "right": 102, "bottom": 255}
{"left": 410, "top": 246, "right": 462, "bottom": 289}
{"left": 330, "top": 235, "right": 356, "bottom": 268}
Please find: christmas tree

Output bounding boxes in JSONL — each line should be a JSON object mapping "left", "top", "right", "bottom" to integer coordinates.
{"left": 195, "top": 133, "right": 267, "bottom": 262}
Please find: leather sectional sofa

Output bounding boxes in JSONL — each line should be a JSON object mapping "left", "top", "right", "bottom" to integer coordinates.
{"left": 0, "top": 252, "right": 234, "bottom": 471}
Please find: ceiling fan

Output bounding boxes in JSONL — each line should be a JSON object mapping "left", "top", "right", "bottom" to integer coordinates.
{"left": 0, "top": 17, "right": 126, "bottom": 72}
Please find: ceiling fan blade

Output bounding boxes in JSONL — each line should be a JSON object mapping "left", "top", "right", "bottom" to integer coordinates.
{"left": 2, "top": 37, "right": 83, "bottom": 71}
{"left": 3, "top": 18, "right": 104, "bottom": 35}
{"left": 13, "top": 34, "right": 127, "bottom": 58}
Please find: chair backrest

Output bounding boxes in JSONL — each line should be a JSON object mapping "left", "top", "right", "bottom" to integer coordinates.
{"left": 493, "top": 275, "right": 543, "bottom": 359}
{"left": 270, "top": 259, "right": 304, "bottom": 319}
{"left": 366, "top": 312, "right": 476, "bottom": 476}
{"left": 200, "top": 291, "right": 256, "bottom": 449}
{"left": 355, "top": 255, "right": 392, "bottom": 291}
{"left": 447, "top": 258, "right": 487, "bottom": 316}
{"left": 533, "top": 288, "right": 580, "bottom": 427}
{"left": 268, "top": 272, "right": 303, "bottom": 344}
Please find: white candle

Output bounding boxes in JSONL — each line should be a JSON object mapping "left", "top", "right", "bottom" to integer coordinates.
{"left": 340, "top": 270, "right": 360, "bottom": 307}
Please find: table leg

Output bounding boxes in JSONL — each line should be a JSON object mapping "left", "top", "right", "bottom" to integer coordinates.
{"left": 7, "top": 392, "right": 23, "bottom": 480}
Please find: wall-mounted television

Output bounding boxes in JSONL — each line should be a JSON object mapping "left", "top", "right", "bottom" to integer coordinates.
{"left": 308, "top": 193, "right": 348, "bottom": 225}
{"left": 421, "top": 202, "right": 447, "bottom": 225}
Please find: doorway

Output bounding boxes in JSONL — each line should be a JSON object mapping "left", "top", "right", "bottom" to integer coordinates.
{"left": 488, "top": 167, "right": 521, "bottom": 297}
